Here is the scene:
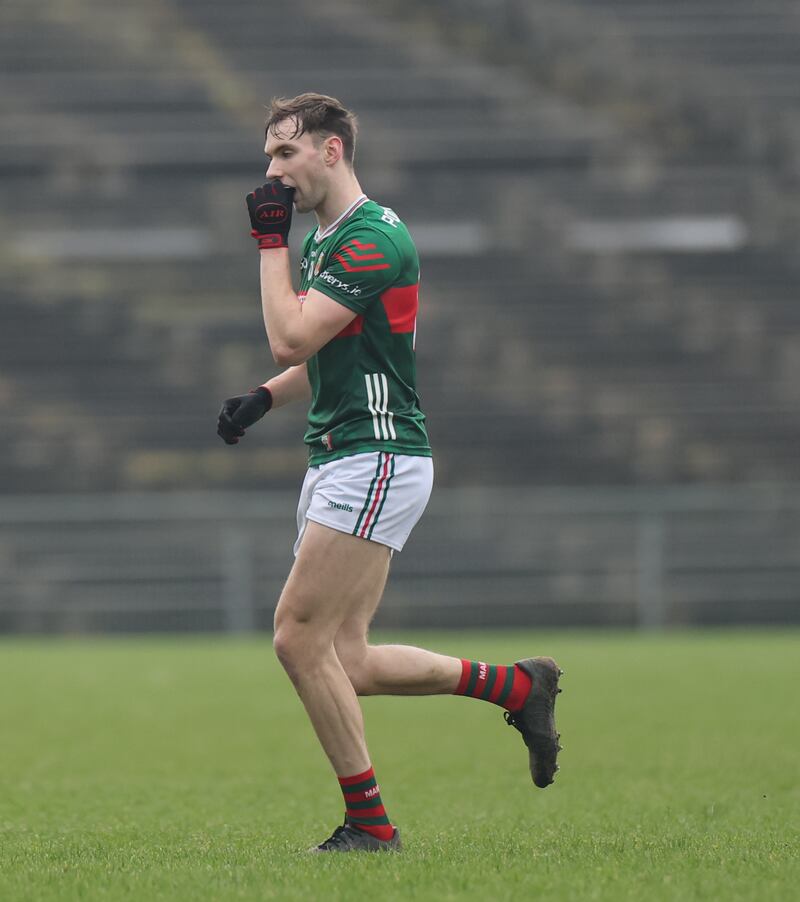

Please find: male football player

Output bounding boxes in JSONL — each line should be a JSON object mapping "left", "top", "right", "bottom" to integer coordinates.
{"left": 217, "top": 93, "right": 562, "bottom": 852}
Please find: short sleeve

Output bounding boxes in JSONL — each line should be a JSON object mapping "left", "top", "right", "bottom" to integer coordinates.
{"left": 310, "top": 227, "right": 401, "bottom": 315}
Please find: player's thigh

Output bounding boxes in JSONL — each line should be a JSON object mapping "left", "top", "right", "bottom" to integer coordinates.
{"left": 333, "top": 559, "right": 391, "bottom": 667}
{"left": 275, "top": 520, "right": 391, "bottom": 642}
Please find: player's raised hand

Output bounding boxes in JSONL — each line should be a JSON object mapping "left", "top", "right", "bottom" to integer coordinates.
{"left": 246, "top": 179, "right": 295, "bottom": 249}
{"left": 217, "top": 387, "right": 273, "bottom": 444}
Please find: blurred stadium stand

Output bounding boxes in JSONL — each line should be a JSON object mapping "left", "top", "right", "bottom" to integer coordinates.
{"left": 1, "top": 0, "right": 799, "bottom": 628}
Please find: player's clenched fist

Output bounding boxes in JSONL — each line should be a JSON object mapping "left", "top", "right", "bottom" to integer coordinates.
{"left": 246, "top": 179, "right": 295, "bottom": 249}
{"left": 217, "top": 386, "right": 273, "bottom": 444}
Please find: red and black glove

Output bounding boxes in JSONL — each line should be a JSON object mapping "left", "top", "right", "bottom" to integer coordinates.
{"left": 217, "top": 386, "right": 273, "bottom": 445}
{"left": 246, "top": 179, "right": 295, "bottom": 249}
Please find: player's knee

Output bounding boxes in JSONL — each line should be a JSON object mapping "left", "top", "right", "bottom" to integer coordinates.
{"left": 272, "top": 617, "right": 329, "bottom": 678}
{"left": 273, "top": 604, "right": 306, "bottom": 666}
{"left": 272, "top": 624, "right": 304, "bottom": 675}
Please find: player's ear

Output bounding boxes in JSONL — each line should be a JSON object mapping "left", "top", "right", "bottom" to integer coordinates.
{"left": 323, "top": 135, "right": 343, "bottom": 167}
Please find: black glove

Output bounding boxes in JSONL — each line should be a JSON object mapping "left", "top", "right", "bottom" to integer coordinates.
{"left": 217, "top": 386, "right": 273, "bottom": 445}
{"left": 246, "top": 179, "right": 295, "bottom": 249}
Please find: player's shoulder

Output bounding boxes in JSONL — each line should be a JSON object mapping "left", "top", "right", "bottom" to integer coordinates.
{"left": 357, "top": 199, "right": 407, "bottom": 229}
{"left": 336, "top": 200, "right": 416, "bottom": 258}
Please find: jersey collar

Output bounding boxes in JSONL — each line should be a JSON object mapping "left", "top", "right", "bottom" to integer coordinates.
{"left": 314, "top": 194, "right": 369, "bottom": 243}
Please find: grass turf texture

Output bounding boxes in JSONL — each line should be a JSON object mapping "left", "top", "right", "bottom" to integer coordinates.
{"left": 0, "top": 631, "right": 797, "bottom": 901}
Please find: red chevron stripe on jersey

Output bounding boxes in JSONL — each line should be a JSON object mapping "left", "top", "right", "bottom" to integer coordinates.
{"left": 340, "top": 240, "right": 385, "bottom": 261}
{"left": 334, "top": 254, "right": 391, "bottom": 273}
{"left": 380, "top": 284, "right": 418, "bottom": 333}
{"left": 334, "top": 241, "right": 391, "bottom": 272}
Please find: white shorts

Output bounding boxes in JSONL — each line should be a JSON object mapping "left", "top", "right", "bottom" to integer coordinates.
{"left": 294, "top": 451, "right": 434, "bottom": 555}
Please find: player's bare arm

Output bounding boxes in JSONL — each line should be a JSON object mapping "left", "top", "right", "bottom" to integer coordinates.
{"left": 258, "top": 250, "right": 356, "bottom": 366}
{"left": 247, "top": 120, "right": 364, "bottom": 366}
{"left": 264, "top": 362, "right": 311, "bottom": 408}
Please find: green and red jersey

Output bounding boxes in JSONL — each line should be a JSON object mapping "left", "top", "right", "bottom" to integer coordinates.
{"left": 298, "top": 197, "right": 431, "bottom": 465}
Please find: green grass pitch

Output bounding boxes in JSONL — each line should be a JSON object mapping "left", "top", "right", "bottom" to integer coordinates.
{"left": 0, "top": 630, "right": 797, "bottom": 901}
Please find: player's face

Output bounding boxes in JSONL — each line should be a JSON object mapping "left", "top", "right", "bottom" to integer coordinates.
{"left": 264, "top": 121, "right": 328, "bottom": 214}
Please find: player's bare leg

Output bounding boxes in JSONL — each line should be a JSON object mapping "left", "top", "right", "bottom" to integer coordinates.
{"left": 335, "top": 621, "right": 463, "bottom": 696}
{"left": 334, "top": 564, "right": 563, "bottom": 789}
{"left": 274, "top": 520, "right": 411, "bottom": 851}
{"left": 273, "top": 520, "right": 561, "bottom": 855}
{"left": 273, "top": 521, "right": 392, "bottom": 776}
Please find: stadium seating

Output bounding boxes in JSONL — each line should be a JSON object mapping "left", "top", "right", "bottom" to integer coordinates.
{"left": 1, "top": 0, "right": 800, "bottom": 494}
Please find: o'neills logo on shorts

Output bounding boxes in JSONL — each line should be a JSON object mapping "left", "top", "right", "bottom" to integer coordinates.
{"left": 327, "top": 500, "right": 354, "bottom": 513}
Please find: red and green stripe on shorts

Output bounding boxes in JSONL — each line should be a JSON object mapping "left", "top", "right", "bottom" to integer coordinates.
{"left": 353, "top": 452, "right": 395, "bottom": 540}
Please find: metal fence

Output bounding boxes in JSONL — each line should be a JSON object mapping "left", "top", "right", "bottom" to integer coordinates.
{"left": 1, "top": 485, "right": 799, "bottom": 633}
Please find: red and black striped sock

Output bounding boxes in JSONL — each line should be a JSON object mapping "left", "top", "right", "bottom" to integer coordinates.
{"left": 338, "top": 766, "right": 394, "bottom": 841}
{"left": 453, "top": 660, "right": 532, "bottom": 711}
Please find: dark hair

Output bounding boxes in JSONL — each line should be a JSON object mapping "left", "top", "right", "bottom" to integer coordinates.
{"left": 265, "top": 93, "right": 358, "bottom": 166}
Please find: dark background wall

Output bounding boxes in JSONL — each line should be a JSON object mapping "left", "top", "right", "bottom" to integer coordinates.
{"left": 1, "top": 0, "right": 799, "bottom": 629}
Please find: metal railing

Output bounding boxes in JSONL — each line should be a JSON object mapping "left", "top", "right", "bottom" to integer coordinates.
{"left": 1, "top": 485, "right": 799, "bottom": 632}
